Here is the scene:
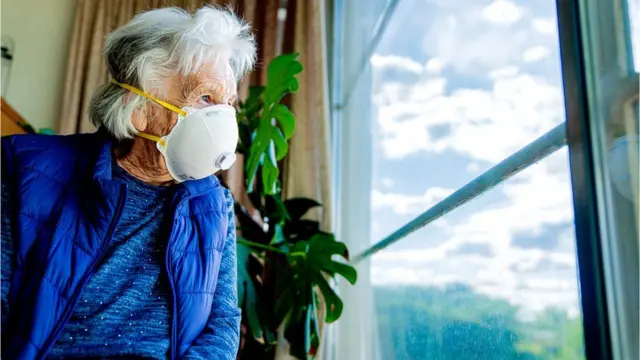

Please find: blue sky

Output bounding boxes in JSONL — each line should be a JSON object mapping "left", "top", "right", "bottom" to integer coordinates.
{"left": 366, "top": 0, "right": 586, "bottom": 316}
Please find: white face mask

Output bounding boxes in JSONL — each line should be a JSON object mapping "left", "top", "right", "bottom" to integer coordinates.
{"left": 157, "top": 105, "right": 238, "bottom": 182}
{"left": 112, "top": 80, "right": 238, "bottom": 182}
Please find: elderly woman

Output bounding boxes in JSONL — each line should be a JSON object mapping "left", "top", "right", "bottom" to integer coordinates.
{"left": 1, "top": 6, "right": 254, "bottom": 360}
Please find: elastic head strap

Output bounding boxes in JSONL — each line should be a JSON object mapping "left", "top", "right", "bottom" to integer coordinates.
{"left": 111, "top": 79, "right": 187, "bottom": 117}
{"left": 136, "top": 132, "right": 167, "bottom": 148}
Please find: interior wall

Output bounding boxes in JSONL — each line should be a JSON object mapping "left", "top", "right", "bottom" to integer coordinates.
{"left": 1, "top": 0, "right": 77, "bottom": 130}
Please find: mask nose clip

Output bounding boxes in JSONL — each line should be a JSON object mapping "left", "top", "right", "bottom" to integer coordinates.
{"left": 215, "top": 152, "right": 237, "bottom": 170}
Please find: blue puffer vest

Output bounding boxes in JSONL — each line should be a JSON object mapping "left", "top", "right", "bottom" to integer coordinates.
{"left": 2, "top": 132, "right": 229, "bottom": 359}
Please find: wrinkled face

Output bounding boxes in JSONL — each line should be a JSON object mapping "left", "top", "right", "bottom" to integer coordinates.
{"left": 132, "top": 59, "right": 237, "bottom": 137}
{"left": 125, "top": 59, "right": 237, "bottom": 178}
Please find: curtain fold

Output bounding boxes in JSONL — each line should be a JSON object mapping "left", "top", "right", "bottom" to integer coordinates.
{"left": 282, "top": 0, "right": 332, "bottom": 230}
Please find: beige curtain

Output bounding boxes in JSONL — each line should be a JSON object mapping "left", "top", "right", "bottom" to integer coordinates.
{"left": 282, "top": 0, "right": 332, "bottom": 230}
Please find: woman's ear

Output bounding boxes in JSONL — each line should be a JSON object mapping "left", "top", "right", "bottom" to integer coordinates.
{"left": 131, "top": 108, "right": 148, "bottom": 132}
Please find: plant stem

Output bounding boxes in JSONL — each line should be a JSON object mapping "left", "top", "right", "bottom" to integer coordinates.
{"left": 289, "top": 251, "right": 307, "bottom": 258}
{"left": 237, "top": 238, "right": 286, "bottom": 254}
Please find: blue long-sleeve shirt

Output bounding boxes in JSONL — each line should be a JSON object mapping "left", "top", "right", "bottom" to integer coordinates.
{"left": 1, "top": 161, "right": 240, "bottom": 359}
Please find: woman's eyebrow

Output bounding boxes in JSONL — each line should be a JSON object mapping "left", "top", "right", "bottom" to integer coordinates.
{"left": 182, "top": 77, "right": 231, "bottom": 101}
{"left": 180, "top": 75, "right": 200, "bottom": 99}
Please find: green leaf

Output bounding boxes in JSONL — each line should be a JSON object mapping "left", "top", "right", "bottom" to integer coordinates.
{"left": 37, "top": 128, "right": 56, "bottom": 135}
{"left": 236, "top": 121, "right": 251, "bottom": 154}
{"left": 284, "top": 305, "right": 308, "bottom": 360}
{"left": 20, "top": 123, "right": 36, "bottom": 134}
{"left": 313, "top": 274, "right": 343, "bottom": 323}
{"left": 271, "top": 104, "right": 296, "bottom": 139}
{"left": 307, "top": 233, "right": 350, "bottom": 261}
{"left": 284, "top": 198, "right": 323, "bottom": 221}
{"left": 265, "top": 195, "right": 290, "bottom": 224}
{"left": 265, "top": 53, "right": 303, "bottom": 104}
{"left": 236, "top": 243, "right": 265, "bottom": 341}
{"left": 284, "top": 220, "right": 321, "bottom": 243}
{"left": 323, "top": 261, "right": 357, "bottom": 285}
{"left": 240, "top": 86, "right": 265, "bottom": 130}
{"left": 270, "top": 223, "right": 286, "bottom": 245}
{"left": 274, "top": 284, "right": 294, "bottom": 327}
{"left": 246, "top": 137, "right": 268, "bottom": 192}
{"left": 272, "top": 127, "right": 289, "bottom": 160}
{"left": 307, "top": 291, "right": 320, "bottom": 358}
{"left": 242, "top": 54, "right": 302, "bottom": 193}
{"left": 261, "top": 143, "right": 279, "bottom": 195}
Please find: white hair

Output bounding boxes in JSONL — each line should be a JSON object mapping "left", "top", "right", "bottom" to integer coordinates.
{"left": 89, "top": 6, "right": 256, "bottom": 139}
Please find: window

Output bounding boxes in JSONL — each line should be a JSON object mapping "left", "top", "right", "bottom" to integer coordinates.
{"left": 331, "top": 0, "right": 638, "bottom": 359}
{"left": 366, "top": 0, "right": 583, "bottom": 358}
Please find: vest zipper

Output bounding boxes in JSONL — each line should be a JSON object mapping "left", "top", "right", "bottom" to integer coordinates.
{"left": 38, "top": 190, "right": 126, "bottom": 359}
{"left": 166, "top": 195, "right": 190, "bottom": 360}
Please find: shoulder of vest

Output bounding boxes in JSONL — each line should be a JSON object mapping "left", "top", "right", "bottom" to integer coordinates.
{"left": 3, "top": 133, "right": 104, "bottom": 183}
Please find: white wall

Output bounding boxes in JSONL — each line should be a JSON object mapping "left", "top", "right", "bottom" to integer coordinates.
{"left": 1, "top": 0, "right": 77, "bottom": 130}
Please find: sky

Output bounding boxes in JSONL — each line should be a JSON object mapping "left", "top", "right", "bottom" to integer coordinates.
{"left": 364, "top": 0, "right": 639, "bottom": 318}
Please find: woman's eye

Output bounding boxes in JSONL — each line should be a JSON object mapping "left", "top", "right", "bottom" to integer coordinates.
{"left": 199, "top": 95, "right": 213, "bottom": 105}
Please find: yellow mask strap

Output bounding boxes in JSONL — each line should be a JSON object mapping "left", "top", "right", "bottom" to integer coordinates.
{"left": 136, "top": 132, "right": 167, "bottom": 148}
{"left": 111, "top": 79, "right": 187, "bottom": 117}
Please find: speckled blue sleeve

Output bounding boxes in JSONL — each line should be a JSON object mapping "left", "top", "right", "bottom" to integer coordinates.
{"left": 1, "top": 147, "right": 15, "bottom": 329}
{"left": 182, "top": 189, "right": 241, "bottom": 359}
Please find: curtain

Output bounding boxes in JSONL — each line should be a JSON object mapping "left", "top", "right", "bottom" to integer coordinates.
{"left": 282, "top": 0, "right": 332, "bottom": 229}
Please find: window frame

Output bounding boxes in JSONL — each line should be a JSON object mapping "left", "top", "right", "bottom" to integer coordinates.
{"left": 556, "top": 0, "right": 614, "bottom": 358}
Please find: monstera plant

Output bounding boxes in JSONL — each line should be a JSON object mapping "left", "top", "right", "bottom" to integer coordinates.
{"left": 230, "top": 53, "right": 357, "bottom": 359}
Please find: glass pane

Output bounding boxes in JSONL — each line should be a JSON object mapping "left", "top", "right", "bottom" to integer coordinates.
{"left": 578, "top": 0, "right": 640, "bottom": 357}
{"left": 628, "top": 0, "right": 640, "bottom": 70}
{"left": 368, "top": 0, "right": 585, "bottom": 358}
{"left": 372, "top": 153, "right": 584, "bottom": 360}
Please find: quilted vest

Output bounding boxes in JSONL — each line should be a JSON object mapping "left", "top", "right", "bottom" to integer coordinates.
{"left": 1, "top": 132, "right": 229, "bottom": 359}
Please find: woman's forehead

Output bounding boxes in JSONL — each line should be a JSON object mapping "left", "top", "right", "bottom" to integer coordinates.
{"left": 178, "top": 62, "right": 236, "bottom": 96}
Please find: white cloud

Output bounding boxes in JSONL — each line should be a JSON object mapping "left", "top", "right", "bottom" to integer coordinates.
{"left": 425, "top": 17, "right": 530, "bottom": 71}
{"left": 374, "top": 73, "right": 564, "bottom": 162}
{"left": 522, "top": 45, "right": 552, "bottom": 62}
{"left": 370, "top": 54, "right": 424, "bottom": 74}
{"left": 425, "top": 57, "right": 446, "bottom": 73}
{"left": 481, "top": 0, "right": 523, "bottom": 25}
{"left": 372, "top": 221, "right": 381, "bottom": 234}
{"left": 488, "top": 66, "right": 519, "bottom": 79}
{"left": 381, "top": 178, "right": 395, "bottom": 188}
{"left": 532, "top": 18, "right": 556, "bottom": 35}
{"left": 466, "top": 162, "right": 481, "bottom": 173}
{"left": 371, "top": 187, "right": 453, "bottom": 215}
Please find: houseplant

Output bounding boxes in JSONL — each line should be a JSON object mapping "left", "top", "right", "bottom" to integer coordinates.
{"left": 230, "top": 53, "right": 357, "bottom": 359}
